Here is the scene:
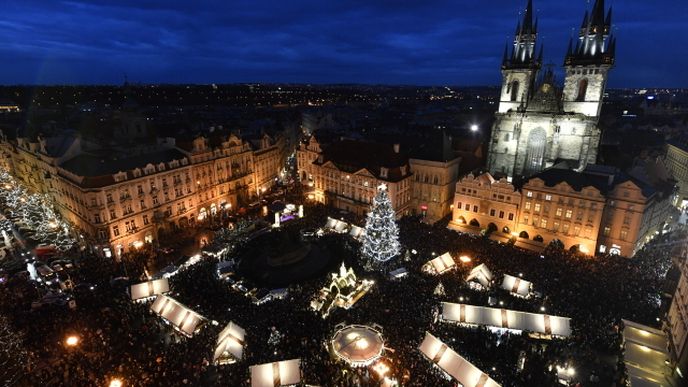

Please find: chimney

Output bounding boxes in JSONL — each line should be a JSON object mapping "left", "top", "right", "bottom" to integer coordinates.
{"left": 393, "top": 143, "right": 400, "bottom": 153}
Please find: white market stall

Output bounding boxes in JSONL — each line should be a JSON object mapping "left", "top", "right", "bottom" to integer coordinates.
{"left": 250, "top": 358, "right": 301, "bottom": 387}
{"left": 150, "top": 295, "right": 206, "bottom": 337}
{"left": 130, "top": 278, "right": 169, "bottom": 301}
{"left": 424, "top": 252, "right": 456, "bottom": 275}
{"left": 441, "top": 302, "right": 571, "bottom": 338}
{"left": 500, "top": 274, "right": 533, "bottom": 298}
{"left": 214, "top": 321, "right": 246, "bottom": 365}
{"left": 466, "top": 264, "right": 494, "bottom": 289}
{"left": 418, "top": 332, "right": 501, "bottom": 387}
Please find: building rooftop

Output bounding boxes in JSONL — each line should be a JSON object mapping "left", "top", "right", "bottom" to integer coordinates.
{"left": 527, "top": 165, "right": 656, "bottom": 198}
{"left": 60, "top": 148, "right": 187, "bottom": 179}
{"left": 316, "top": 139, "right": 409, "bottom": 182}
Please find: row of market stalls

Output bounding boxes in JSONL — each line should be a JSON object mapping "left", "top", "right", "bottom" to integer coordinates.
{"left": 441, "top": 302, "right": 572, "bottom": 338}
{"left": 422, "top": 252, "right": 534, "bottom": 299}
{"left": 621, "top": 319, "right": 676, "bottom": 387}
{"left": 128, "top": 278, "right": 305, "bottom": 386}
{"left": 419, "top": 332, "right": 501, "bottom": 387}
{"left": 323, "top": 217, "right": 365, "bottom": 240}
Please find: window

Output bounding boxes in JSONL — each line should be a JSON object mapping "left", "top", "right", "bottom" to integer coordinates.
{"left": 565, "top": 209, "right": 573, "bottom": 219}
{"left": 94, "top": 214, "right": 101, "bottom": 223}
{"left": 473, "top": 205, "right": 478, "bottom": 213}
{"left": 555, "top": 208, "right": 562, "bottom": 217}
{"left": 527, "top": 191, "right": 533, "bottom": 198}
{"left": 98, "top": 229, "right": 107, "bottom": 240}
{"left": 143, "top": 215, "right": 149, "bottom": 225}
{"left": 540, "top": 219, "right": 547, "bottom": 228}
{"left": 152, "top": 196, "right": 159, "bottom": 206}
{"left": 113, "top": 225, "right": 120, "bottom": 237}
{"left": 106, "top": 193, "right": 113, "bottom": 203}
{"left": 553, "top": 221, "right": 560, "bottom": 231}
{"left": 109, "top": 209, "right": 117, "bottom": 220}
{"left": 525, "top": 202, "right": 531, "bottom": 210}
{"left": 620, "top": 230, "right": 628, "bottom": 241}
{"left": 510, "top": 80, "right": 520, "bottom": 102}
{"left": 576, "top": 79, "right": 588, "bottom": 102}
{"left": 125, "top": 221, "right": 131, "bottom": 232}
{"left": 457, "top": 202, "right": 462, "bottom": 210}
{"left": 140, "top": 199, "right": 146, "bottom": 210}
{"left": 545, "top": 194, "right": 552, "bottom": 201}
{"left": 499, "top": 211, "right": 505, "bottom": 219}
{"left": 490, "top": 209, "right": 496, "bottom": 217}
{"left": 573, "top": 226, "right": 581, "bottom": 236}
{"left": 523, "top": 216, "right": 529, "bottom": 225}
{"left": 508, "top": 213, "right": 514, "bottom": 221}
{"left": 562, "top": 224, "right": 570, "bottom": 234}
{"left": 603, "top": 226, "right": 611, "bottom": 236}
{"left": 137, "top": 185, "right": 143, "bottom": 195}
{"left": 534, "top": 203, "right": 541, "bottom": 213}
{"left": 465, "top": 204, "right": 470, "bottom": 211}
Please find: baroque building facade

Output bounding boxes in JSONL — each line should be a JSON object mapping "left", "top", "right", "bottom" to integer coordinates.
{"left": 449, "top": 166, "right": 673, "bottom": 258}
{"left": 297, "top": 134, "right": 460, "bottom": 222}
{"left": 487, "top": 0, "right": 616, "bottom": 178}
{"left": 0, "top": 131, "right": 289, "bottom": 258}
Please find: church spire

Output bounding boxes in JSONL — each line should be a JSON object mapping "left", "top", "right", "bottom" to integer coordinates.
{"left": 565, "top": 0, "right": 615, "bottom": 66}
{"left": 504, "top": 0, "right": 540, "bottom": 70}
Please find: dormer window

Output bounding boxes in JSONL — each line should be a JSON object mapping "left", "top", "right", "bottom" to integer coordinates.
{"left": 380, "top": 167, "right": 388, "bottom": 179}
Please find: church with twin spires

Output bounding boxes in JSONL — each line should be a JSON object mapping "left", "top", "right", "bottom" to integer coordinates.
{"left": 487, "top": 0, "right": 616, "bottom": 178}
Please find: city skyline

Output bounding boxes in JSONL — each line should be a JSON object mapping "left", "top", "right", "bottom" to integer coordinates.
{"left": 1, "top": 0, "right": 687, "bottom": 87}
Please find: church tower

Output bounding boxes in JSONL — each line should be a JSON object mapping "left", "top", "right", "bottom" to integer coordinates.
{"left": 562, "top": 0, "right": 615, "bottom": 117}
{"left": 487, "top": 0, "right": 616, "bottom": 179}
{"left": 498, "top": 0, "right": 542, "bottom": 114}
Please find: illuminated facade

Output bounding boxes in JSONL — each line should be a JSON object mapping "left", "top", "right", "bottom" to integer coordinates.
{"left": 449, "top": 166, "right": 673, "bottom": 257}
{"left": 487, "top": 0, "right": 615, "bottom": 178}
{"left": 0, "top": 132, "right": 287, "bottom": 258}
{"left": 297, "top": 137, "right": 412, "bottom": 217}
{"left": 665, "top": 140, "right": 688, "bottom": 207}
{"left": 667, "top": 247, "right": 688, "bottom": 380}
{"left": 297, "top": 135, "right": 460, "bottom": 220}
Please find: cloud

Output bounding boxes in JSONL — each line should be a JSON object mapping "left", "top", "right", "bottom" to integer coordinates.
{"left": 0, "top": 0, "right": 685, "bottom": 86}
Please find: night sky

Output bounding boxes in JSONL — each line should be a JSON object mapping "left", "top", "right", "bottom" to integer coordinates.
{"left": 1, "top": 0, "right": 686, "bottom": 87}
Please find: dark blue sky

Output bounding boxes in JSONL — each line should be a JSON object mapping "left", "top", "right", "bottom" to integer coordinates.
{"left": 0, "top": 0, "right": 686, "bottom": 87}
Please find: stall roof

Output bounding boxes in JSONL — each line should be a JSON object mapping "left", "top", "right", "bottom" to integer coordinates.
{"left": 441, "top": 302, "right": 571, "bottom": 337}
{"left": 621, "top": 320, "right": 675, "bottom": 387}
{"left": 418, "top": 332, "right": 501, "bottom": 387}
{"left": 214, "top": 321, "right": 246, "bottom": 364}
{"left": 250, "top": 358, "right": 301, "bottom": 387}
{"left": 130, "top": 278, "right": 169, "bottom": 301}
{"left": 150, "top": 295, "right": 206, "bottom": 337}
{"left": 500, "top": 274, "right": 532, "bottom": 298}
{"left": 466, "top": 264, "right": 493, "bottom": 288}
{"left": 427, "top": 252, "right": 456, "bottom": 275}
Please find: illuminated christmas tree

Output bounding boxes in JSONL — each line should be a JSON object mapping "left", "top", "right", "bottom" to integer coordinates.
{"left": 360, "top": 184, "right": 400, "bottom": 269}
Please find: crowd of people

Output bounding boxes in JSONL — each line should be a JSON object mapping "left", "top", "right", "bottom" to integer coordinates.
{"left": 0, "top": 203, "right": 682, "bottom": 386}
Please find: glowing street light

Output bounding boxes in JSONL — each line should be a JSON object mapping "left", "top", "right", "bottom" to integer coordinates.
{"left": 65, "top": 335, "right": 80, "bottom": 347}
{"left": 459, "top": 255, "right": 472, "bottom": 263}
{"left": 109, "top": 378, "right": 124, "bottom": 387}
{"left": 470, "top": 124, "right": 479, "bottom": 132}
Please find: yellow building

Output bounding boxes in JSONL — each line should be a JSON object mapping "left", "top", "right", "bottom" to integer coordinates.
{"left": 448, "top": 172, "right": 520, "bottom": 236}
{"left": 448, "top": 166, "right": 674, "bottom": 258}
{"left": 0, "top": 131, "right": 287, "bottom": 258}
{"left": 668, "top": 247, "right": 688, "bottom": 381}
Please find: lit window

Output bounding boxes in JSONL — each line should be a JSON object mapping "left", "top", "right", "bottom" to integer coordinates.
{"left": 534, "top": 203, "right": 541, "bottom": 213}
{"left": 540, "top": 219, "right": 547, "bottom": 228}
{"left": 565, "top": 209, "right": 573, "bottom": 219}
{"left": 555, "top": 208, "right": 562, "bottom": 217}
{"left": 525, "top": 202, "right": 531, "bottom": 210}
{"left": 545, "top": 194, "right": 552, "bottom": 201}
{"left": 527, "top": 191, "right": 533, "bottom": 198}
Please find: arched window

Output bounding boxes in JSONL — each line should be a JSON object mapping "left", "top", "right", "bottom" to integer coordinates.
{"left": 510, "top": 80, "right": 520, "bottom": 102}
{"left": 433, "top": 176, "right": 439, "bottom": 185}
{"left": 576, "top": 79, "right": 588, "bottom": 102}
{"left": 524, "top": 128, "right": 547, "bottom": 175}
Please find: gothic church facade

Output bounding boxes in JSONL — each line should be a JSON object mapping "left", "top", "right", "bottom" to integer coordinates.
{"left": 487, "top": 0, "right": 616, "bottom": 178}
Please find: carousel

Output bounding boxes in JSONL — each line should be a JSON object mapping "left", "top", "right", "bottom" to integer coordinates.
{"left": 330, "top": 323, "right": 385, "bottom": 367}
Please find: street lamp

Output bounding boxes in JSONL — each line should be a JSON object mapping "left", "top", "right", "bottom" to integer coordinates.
{"left": 65, "top": 335, "right": 80, "bottom": 347}
{"left": 470, "top": 124, "right": 479, "bottom": 132}
{"left": 109, "top": 378, "right": 124, "bottom": 387}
